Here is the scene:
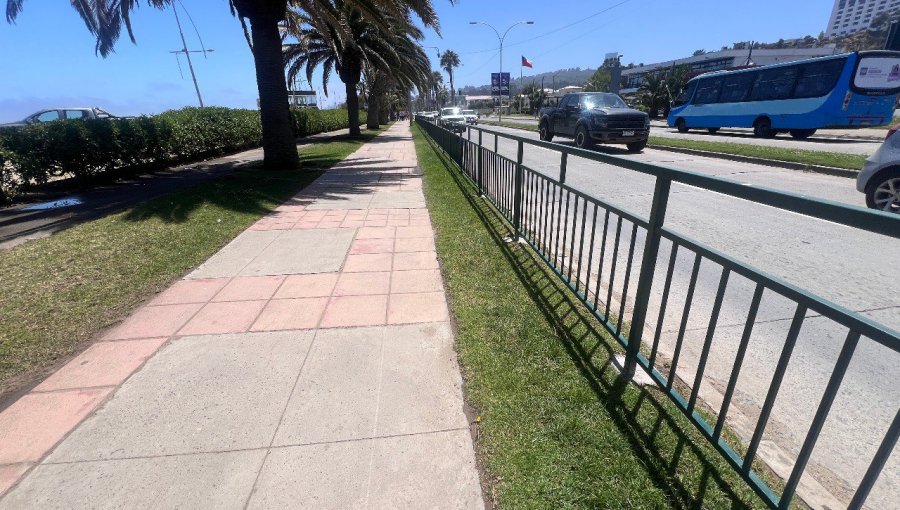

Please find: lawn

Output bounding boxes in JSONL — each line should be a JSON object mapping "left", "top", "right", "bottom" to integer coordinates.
{"left": 413, "top": 123, "right": 797, "bottom": 509}
{"left": 479, "top": 119, "right": 866, "bottom": 171}
{"left": 0, "top": 130, "right": 382, "bottom": 401}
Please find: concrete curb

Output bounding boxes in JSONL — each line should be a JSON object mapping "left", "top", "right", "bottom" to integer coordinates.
{"left": 646, "top": 144, "right": 859, "bottom": 179}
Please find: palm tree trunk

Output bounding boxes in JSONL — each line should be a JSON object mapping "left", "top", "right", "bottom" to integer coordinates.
{"left": 345, "top": 81, "right": 361, "bottom": 136}
{"left": 367, "top": 95, "right": 380, "bottom": 129}
{"left": 247, "top": 10, "right": 299, "bottom": 169}
{"left": 449, "top": 71, "right": 455, "bottom": 104}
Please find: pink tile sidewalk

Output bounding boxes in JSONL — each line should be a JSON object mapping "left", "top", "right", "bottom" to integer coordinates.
{"left": 0, "top": 122, "right": 478, "bottom": 506}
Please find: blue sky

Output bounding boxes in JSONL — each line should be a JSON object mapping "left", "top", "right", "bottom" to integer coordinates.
{"left": 0, "top": 0, "right": 834, "bottom": 122}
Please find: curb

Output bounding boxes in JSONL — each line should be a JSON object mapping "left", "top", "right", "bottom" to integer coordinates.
{"left": 646, "top": 144, "right": 859, "bottom": 179}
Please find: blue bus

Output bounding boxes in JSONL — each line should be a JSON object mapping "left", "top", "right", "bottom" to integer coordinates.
{"left": 667, "top": 51, "right": 900, "bottom": 138}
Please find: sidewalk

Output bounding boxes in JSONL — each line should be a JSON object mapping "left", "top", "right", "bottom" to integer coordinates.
{"left": 0, "top": 122, "right": 485, "bottom": 508}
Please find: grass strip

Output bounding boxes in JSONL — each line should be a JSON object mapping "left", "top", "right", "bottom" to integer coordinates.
{"left": 0, "top": 129, "right": 382, "bottom": 399}
{"left": 480, "top": 119, "right": 866, "bottom": 171}
{"left": 647, "top": 136, "right": 866, "bottom": 170}
{"left": 413, "top": 124, "right": 796, "bottom": 509}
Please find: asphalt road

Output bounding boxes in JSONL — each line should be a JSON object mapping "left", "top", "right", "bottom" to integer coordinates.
{"left": 472, "top": 123, "right": 899, "bottom": 510}
{"left": 487, "top": 116, "right": 884, "bottom": 156}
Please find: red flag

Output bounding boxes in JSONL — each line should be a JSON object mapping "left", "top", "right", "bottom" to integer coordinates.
{"left": 522, "top": 56, "right": 533, "bottom": 68}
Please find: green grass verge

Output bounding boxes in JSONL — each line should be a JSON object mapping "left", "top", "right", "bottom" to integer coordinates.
{"left": 647, "top": 136, "right": 865, "bottom": 170}
{"left": 480, "top": 119, "right": 865, "bottom": 170}
{"left": 0, "top": 129, "right": 383, "bottom": 399}
{"left": 413, "top": 124, "right": 796, "bottom": 509}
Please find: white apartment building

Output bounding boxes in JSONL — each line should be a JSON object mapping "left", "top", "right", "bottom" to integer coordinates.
{"left": 826, "top": 0, "right": 900, "bottom": 38}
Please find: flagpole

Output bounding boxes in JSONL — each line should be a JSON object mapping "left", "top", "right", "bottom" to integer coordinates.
{"left": 520, "top": 62, "right": 523, "bottom": 114}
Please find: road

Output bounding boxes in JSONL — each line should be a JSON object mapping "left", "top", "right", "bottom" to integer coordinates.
{"left": 485, "top": 116, "right": 884, "bottom": 156}
{"left": 468, "top": 123, "right": 899, "bottom": 510}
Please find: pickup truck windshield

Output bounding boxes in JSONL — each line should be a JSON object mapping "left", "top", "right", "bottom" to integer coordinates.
{"left": 441, "top": 108, "right": 461, "bottom": 115}
{"left": 581, "top": 93, "right": 627, "bottom": 109}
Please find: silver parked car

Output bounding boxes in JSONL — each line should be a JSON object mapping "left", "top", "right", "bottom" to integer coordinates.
{"left": 0, "top": 108, "right": 119, "bottom": 128}
{"left": 857, "top": 125, "right": 900, "bottom": 213}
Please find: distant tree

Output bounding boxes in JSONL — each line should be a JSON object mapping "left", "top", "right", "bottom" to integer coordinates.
{"left": 692, "top": 49, "right": 706, "bottom": 56}
{"left": 584, "top": 67, "right": 611, "bottom": 92}
{"left": 439, "top": 50, "right": 461, "bottom": 104}
{"left": 521, "top": 82, "right": 546, "bottom": 114}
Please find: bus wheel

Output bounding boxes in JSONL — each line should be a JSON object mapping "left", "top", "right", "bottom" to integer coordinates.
{"left": 789, "top": 129, "right": 817, "bottom": 139}
{"left": 707, "top": 128, "right": 719, "bottom": 134}
{"left": 753, "top": 118, "right": 776, "bottom": 138}
{"left": 676, "top": 118, "right": 689, "bottom": 133}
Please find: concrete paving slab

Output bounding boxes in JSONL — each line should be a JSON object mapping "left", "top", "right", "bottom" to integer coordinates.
{"left": 33, "top": 338, "right": 167, "bottom": 392}
{"left": 304, "top": 193, "right": 373, "bottom": 210}
{"left": 367, "top": 430, "right": 483, "bottom": 509}
{"left": 239, "top": 229, "right": 356, "bottom": 276}
{"left": 248, "top": 442, "right": 372, "bottom": 509}
{"left": 187, "top": 230, "right": 281, "bottom": 279}
{"left": 0, "top": 451, "right": 266, "bottom": 510}
{"left": 45, "top": 331, "right": 314, "bottom": 462}
{"left": 0, "top": 464, "right": 29, "bottom": 497}
{"left": 368, "top": 191, "right": 426, "bottom": 209}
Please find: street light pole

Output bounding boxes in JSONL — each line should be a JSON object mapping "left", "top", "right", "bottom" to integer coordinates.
{"left": 470, "top": 20, "right": 533, "bottom": 122}
{"left": 422, "top": 46, "right": 441, "bottom": 110}
{"left": 172, "top": 6, "right": 205, "bottom": 108}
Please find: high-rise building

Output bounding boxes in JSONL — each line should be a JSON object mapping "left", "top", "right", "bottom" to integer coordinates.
{"left": 826, "top": 0, "right": 900, "bottom": 38}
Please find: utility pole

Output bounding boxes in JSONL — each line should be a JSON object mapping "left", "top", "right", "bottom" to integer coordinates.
{"left": 171, "top": 5, "right": 207, "bottom": 108}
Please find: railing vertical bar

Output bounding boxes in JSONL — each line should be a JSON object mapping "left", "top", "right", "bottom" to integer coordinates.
{"left": 583, "top": 204, "right": 599, "bottom": 299}
{"left": 561, "top": 190, "right": 571, "bottom": 273}
{"left": 605, "top": 216, "right": 623, "bottom": 320}
{"left": 687, "top": 267, "right": 731, "bottom": 414}
{"left": 542, "top": 179, "right": 552, "bottom": 256}
{"left": 559, "top": 152, "right": 568, "bottom": 184}
{"left": 779, "top": 330, "right": 860, "bottom": 509}
{"left": 847, "top": 409, "right": 900, "bottom": 510}
{"left": 593, "top": 210, "right": 611, "bottom": 309}
{"left": 743, "top": 304, "right": 807, "bottom": 472}
{"left": 650, "top": 242, "right": 679, "bottom": 367}
{"left": 477, "top": 130, "right": 483, "bottom": 196}
{"left": 513, "top": 140, "right": 524, "bottom": 239}
{"left": 554, "top": 185, "right": 564, "bottom": 268}
{"left": 567, "top": 195, "right": 580, "bottom": 284}
{"left": 714, "top": 283, "right": 765, "bottom": 442}
{"left": 616, "top": 222, "right": 639, "bottom": 335}
{"left": 575, "top": 199, "right": 589, "bottom": 293}
{"left": 667, "top": 253, "right": 702, "bottom": 392}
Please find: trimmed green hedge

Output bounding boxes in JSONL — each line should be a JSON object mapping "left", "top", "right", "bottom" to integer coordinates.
{"left": 0, "top": 106, "right": 365, "bottom": 203}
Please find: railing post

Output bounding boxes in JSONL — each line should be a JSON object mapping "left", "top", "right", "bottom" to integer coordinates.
{"left": 623, "top": 176, "right": 671, "bottom": 378}
{"left": 559, "top": 152, "right": 568, "bottom": 184}
{"left": 512, "top": 140, "right": 524, "bottom": 241}
{"left": 477, "top": 130, "right": 484, "bottom": 196}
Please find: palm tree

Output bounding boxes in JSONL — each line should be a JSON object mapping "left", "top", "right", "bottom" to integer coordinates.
{"left": 439, "top": 50, "right": 460, "bottom": 105}
{"left": 5, "top": 0, "right": 446, "bottom": 168}
{"left": 430, "top": 71, "right": 444, "bottom": 109}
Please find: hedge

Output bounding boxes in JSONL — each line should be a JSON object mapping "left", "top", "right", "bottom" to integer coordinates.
{"left": 0, "top": 106, "right": 366, "bottom": 203}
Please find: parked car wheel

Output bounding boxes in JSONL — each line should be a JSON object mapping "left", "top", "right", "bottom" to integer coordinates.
{"left": 675, "top": 118, "right": 689, "bottom": 133}
{"left": 539, "top": 121, "right": 553, "bottom": 142}
{"left": 865, "top": 168, "right": 900, "bottom": 213}
{"left": 707, "top": 127, "right": 719, "bottom": 134}
{"left": 574, "top": 125, "right": 593, "bottom": 149}
{"left": 753, "top": 117, "right": 776, "bottom": 138}
{"left": 789, "top": 129, "right": 817, "bottom": 139}
{"left": 626, "top": 141, "right": 647, "bottom": 153}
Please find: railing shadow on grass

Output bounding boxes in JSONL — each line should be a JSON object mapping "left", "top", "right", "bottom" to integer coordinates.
{"left": 422, "top": 132, "right": 765, "bottom": 510}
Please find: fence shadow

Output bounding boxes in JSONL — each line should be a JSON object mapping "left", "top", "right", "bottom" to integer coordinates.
{"left": 423, "top": 132, "right": 762, "bottom": 510}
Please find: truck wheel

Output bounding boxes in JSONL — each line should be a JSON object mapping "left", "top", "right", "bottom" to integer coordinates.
{"left": 789, "top": 129, "right": 816, "bottom": 139}
{"left": 574, "top": 126, "right": 594, "bottom": 149}
{"left": 539, "top": 121, "right": 553, "bottom": 142}
{"left": 753, "top": 117, "right": 776, "bottom": 138}
{"left": 676, "top": 118, "right": 689, "bottom": 133}
{"left": 626, "top": 141, "right": 647, "bottom": 153}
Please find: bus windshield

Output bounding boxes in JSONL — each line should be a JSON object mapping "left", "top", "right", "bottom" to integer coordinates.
{"left": 853, "top": 55, "right": 900, "bottom": 93}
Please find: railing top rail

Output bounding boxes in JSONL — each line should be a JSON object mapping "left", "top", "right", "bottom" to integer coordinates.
{"left": 467, "top": 124, "right": 900, "bottom": 240}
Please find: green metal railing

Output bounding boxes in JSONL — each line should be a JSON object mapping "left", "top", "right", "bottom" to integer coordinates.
{"left": 415, "top": 116, "right": 900, "bottom": 510}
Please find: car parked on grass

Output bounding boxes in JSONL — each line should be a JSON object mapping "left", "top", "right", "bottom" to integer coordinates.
{"left": 857, "top": 124, "right": 900, "bottom": 213}
{"left": 538, "top": 92, "right": 650, "bottom": 152}
{"left": 439, "top": 107, "right": 467, "bottom": 133}
{"left": 0, "top": 108, "right": 121, "bottom": 129}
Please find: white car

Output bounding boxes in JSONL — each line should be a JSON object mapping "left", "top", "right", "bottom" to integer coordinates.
{"left": 439, "top": 107, "right": 467, "bottom": 133}
{"left": 857, "top": 125, "right": 900, "bottom": 213}
{"left": 461, "top": 109, "right": 478, "bottom": 125}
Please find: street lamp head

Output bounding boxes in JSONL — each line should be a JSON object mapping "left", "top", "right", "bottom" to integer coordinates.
{"left": 524, "top": 21, "right": 534, "bottom": 24}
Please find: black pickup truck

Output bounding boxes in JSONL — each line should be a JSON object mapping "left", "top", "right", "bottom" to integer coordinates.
{"left": 538, "top": 92, "right": 649, "bottom": 152}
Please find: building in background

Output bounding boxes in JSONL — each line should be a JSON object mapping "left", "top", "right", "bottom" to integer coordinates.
{"left": 620, "top": 47, "right": 839, "bottom": 94}
{"left": 826, "top": 0, "right": 900, "bottom": 38}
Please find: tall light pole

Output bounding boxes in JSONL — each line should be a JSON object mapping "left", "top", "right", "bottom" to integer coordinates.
{"left": 421, "top": 46, "right": 441, "bottom": 110}
{"left": 170, "top": 5, "right": 212, "bottom": 108}
{"left": 469, "top": 20, "right": 533, "bottom": 122}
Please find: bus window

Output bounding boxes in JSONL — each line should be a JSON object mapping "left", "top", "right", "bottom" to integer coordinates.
{"left": 694, "top": 78, "right": 723, "bottom": 104}
{"left": 720, "top": 72, "right": 757, "bottom": 103}
{"left": 673, "top": 80, "right": 697, "bottom": 106}
{"left": 853, "top": 55, "right": 900, "bottom": 95}
{"left": 750, "top": 66, "right": 801, "bottom": 101}
{"left": 793, "top": 58, "right": 846, "bottom": 98}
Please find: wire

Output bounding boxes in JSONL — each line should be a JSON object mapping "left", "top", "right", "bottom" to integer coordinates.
{"left": 177, "top": 0, "right": 209, "bottom": 57}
